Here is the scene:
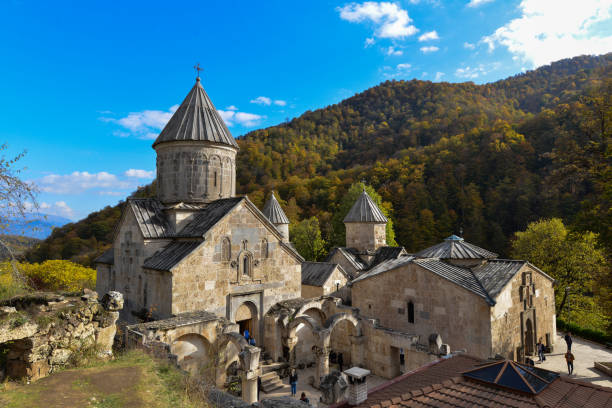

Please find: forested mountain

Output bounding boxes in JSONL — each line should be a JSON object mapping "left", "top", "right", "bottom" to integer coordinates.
{"left": 26, "top": 53, "right": 612, "bottom": 266}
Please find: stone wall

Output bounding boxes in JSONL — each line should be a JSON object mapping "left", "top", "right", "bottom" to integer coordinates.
{"left": 0, "top": 291, "right": 123, "bottom": 382}
{"left": 155, "top": 141, "right": 237, "bottom": 204}
{"left": 352, "top": 263, "right": 493, "bottom": 359}
{"left": 345, "top": 223, "right": 386, "bottom": 252}
{"left": 490, "top": 264, "right": 556, "bottom": 359}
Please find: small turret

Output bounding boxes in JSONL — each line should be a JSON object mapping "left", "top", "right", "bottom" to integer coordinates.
{"left": 262, "top": 192, "right": 290, "bottom": 241}
{"left": 343, "top": 189, "right": 387, "bottom": 252}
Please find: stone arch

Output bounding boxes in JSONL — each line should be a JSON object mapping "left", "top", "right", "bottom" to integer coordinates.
{"left": 234, "top": 301, "right": 259, "bottom": 344}
{"left": 289, "top": 314, "right": 324, "bottom": 366}
{"left": 238, "top": 251, "right": 254, "bottom": 279}
{"left": 295, "top": 299, "right": 327, "bottom": 317}
{"left": 324, "top": 313, "right": 362, "bottom": 336}
{"left": 172, "top": 333, "right": 213, "bottom": 376}
{"left": 324, "top": 313, "right": 362, "bottom": 367}
{"left": 302, "top": 307, "right": 326, "bottom": 326}
{"left": 287, "top": 314, "right": 322, "bottom": 338}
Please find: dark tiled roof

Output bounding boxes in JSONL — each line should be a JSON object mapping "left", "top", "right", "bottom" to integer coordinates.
{"left": 153, "top": 78, "right": 238, "bottom": 148}
{"left": 343, "top": 191, "right": 388, "bottom": 223}
{"left": 262, "top": 192, "right": 289, "bottom": 224}
{"left": 143, "top": 241, "right": 202, "bottom": 272}
{"left": 369, "top": 246, "right": 408, "bottom": 269}
{"left": 538, "top": 376, "right": 612, "bottom": 407}
{"left": 414, "top": 258, "right": 495, "bottom": 305}
{"left": 472, "top": 260, "right": 526, "bottom": 298}
{"left": 463, "top": 360, "right": 559, "bottom": 395}
{"left": 129, "top": 198, "right": 173, "bottom": 239}
{"left": 326, "top": 247, "right": 368, "bottom": 272}
{"left": 416, "top": 235, "right": 498, "bottom": 259}
{"left": 352, "top": 256, "right": 414, "bottom": 283}
{"left": 301, "top": 262, "right": 345, "bottom": 286}
{"left": 177, "top": 197, "right": 244, "bottom": 237}
{"left": 94, "top": 248, "right": 114, "bottom": 265}
{"left": 349, "top": 354, "right": 484, "bottom": 408}
{"left": 128, "top": 310, "right": 220, "bottom": 331}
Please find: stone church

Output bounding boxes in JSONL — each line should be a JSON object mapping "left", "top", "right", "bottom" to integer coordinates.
{"left": 95, "top": 77, "right": 304, "bottom": 344}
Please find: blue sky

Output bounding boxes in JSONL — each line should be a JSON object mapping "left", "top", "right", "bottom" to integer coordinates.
{"left": 1, "top": 0, "right": 611, "bottom": 221}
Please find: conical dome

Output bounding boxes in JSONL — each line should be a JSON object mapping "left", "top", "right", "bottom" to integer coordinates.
{"left": 343, "top": 191, "right": 387, "bottom": 223}
{"left": 263, "top": 192, "right": 289, "bottom": 224}
{"left": 153, "top": 78, "right": 238, "bottom": 148}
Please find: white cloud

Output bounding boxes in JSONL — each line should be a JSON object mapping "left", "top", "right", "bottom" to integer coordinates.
{"left": 418, "top": 30, "right": 439, "bottom": 42}
{"left": 435, "top": 72, "right": 445, "bottom": 81}
{"left": 226, "top": 105, "right": 239, "bottom": 111}
{"left": 386, "top": 46, "right": 403, "bottom": 56}
{"left": 420, "top": 45, "right": 439, "bottom": 53}
{"left": 337, "top": 2, "right": 418, "bottom": 39}
{"left": 396, "top": 63, "right": 412, "bottom": 70}
{"left": 454, "top": 62, "right": 500, "bottom": 79}
{"left": 124, "top": 169, "right": 155, "bottom": 179}
{"left": 250, "top": 96, "right": 272, "bottom": 106}
{"left": 101, "top": 104, "right": 178, "bottom": 139}
{"left": 365, "top": 37, "right": 376, "bottom": 47}
{"left": 482, "top": 0, "right": 612, "bottom": 67}
{"left": 39, "top": 201, "right": 75, "bottom": 219}
{"left": 467, "top": 0, "right": 494, "bottom": 7}
{"left": 218, "top": 110, "right": 264, "bottom": 127}
{"left": 463, "top": 42, "right": 476, "bottom": 49}
{"left": 273, "top": 100, "right": 287, "bottom": 106}
{"left": 37, "top": 171, "right": 129, "bottom": 194}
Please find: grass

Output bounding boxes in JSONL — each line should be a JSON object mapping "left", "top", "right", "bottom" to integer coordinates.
{"left": 0, "top": 349, "right": 210, "bottom": 408}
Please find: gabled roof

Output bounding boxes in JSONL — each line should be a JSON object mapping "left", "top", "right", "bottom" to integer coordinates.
{"left": 176, "top": 197, "right": 244, "bottom": 237}
{"left": 369, "top": 246, "right": 408, "bottom": 269}
{"left": 128, "top": 198, "right": 173, "bottom": 239}
{"left": 352, "top": 256, "right": 414, "bottom": 283}
{"left": 415, "top": 235, "right": 498, "bottom": 260}
{"left": 414, "top": 258, "right": 495, "bottom": 304}
{"left": 262, "top": 192, "right": 289, "bottom": 224}
{"left": 326, "top": 247, "right": 368, "bottom": 273}
{"left": 143, "top": 241, "right": 202, "bottom": 272}
{"left": 472, "top": 259, "right": 527, "bottom": 298}
{"left": 152, "top": 78, "right": 239, "bottom": 149}
{"left": 343, "top": 191, "right": 387, "bottom": 223}
{"left": 94, "top": 248, "right": 114, "bottom": 265}
{"left": 301, "top": 262, "right": 347, "bottom": 286}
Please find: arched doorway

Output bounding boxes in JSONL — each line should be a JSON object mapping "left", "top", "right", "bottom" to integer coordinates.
{"left": 235, "top": 301, "right": 259, "bottom": 343}
{"left": 172, "top": 334, "right": 213, "bottom": 377}
{"left": 295, "top": 308, "right": 326, "bottom": 365}
{"left": 525, "top": 318, "right": 534, "bottom": 355}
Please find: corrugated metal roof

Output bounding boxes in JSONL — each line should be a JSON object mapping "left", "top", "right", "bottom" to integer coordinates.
{"left": 472, "top": 260, "right": 526, "bottom": 298}
{"left": 94, "top": 248, "right": 114, "bottom": 265}
{"left": 153, "top": 78, "right": 239, "bottom": 148}
{"left": 414, "top": 258, "right": 494, "bottom": 304}
{"left": 143, "top": 241, "right": 202, "bottom": 272}
{"left": 415, "top": 236, "right": 498, "bottom": 260}
{"left": 129, "top": 198, "right": 173, "bottom": 239}
{"left": 177, "top": 197, "right": 244, "bottom": 237}
{"left": 369, "top": 246, "right": 408, "bottom": 269}
{"left": 262, "top": 192, "right": 289, "bottom": 224}
{"left": 343, "top": 191, "right": 388, "bottom": 223}
{"left": 301, "top": 262, "right": 344, "bottom": 286}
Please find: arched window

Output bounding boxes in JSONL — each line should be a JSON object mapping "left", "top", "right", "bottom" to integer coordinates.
{"left": 239, "top": 252, "right": 253, "bottom": 278}
{"left": 260, "top": 238, "right": 268, "bottom": 258}
{"left": 407, "top": 301, "right": 415, "bottom": 324}
{"left": 222, "top": 237, "right": 231, "bottom": 262}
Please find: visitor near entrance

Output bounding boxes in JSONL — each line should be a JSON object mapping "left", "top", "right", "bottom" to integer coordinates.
{"left": 289, "top": 369, "right": 298, "bottom": 397}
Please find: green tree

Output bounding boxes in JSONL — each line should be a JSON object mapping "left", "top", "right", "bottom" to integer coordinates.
{"left": 290, "top": 216, "right": 326, "bottom": 261}
{"left": 330, "top": 182, "right": 397, "bottom": 248}
{"left": 511, "top": 218, "right": 609, "bottom": 331}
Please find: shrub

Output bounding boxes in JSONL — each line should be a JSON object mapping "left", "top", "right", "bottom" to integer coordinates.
{"left": 557, "top": 318, "right": 612, "bottom": 345}
{"left": 0, "top": 260, "right": 96, "bottom": 292}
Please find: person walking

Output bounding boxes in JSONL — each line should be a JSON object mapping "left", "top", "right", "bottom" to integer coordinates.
{"left": 565, "top": 351, "right": 575, "bottom": 375}
{"left": 564, "top": 332, "right": 573, "bottom": 351}
{"left": 289, "top": 369, "right": 298, "bottom": 397}
{"left": 244, "top": 329, "right": 250, "bottom": 341}
{"left": 537, "top": 338, "right": 545, "bottom": 362}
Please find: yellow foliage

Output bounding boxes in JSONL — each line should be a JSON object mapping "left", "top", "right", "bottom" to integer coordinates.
{"left": 0, "top": 260, "right": 96, "bottom": 292}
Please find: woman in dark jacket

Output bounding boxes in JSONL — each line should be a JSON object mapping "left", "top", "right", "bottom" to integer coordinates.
{"left": 289, "top": 369, "right": 298, "bottom": 397}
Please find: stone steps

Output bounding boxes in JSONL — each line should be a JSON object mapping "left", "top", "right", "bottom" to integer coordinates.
{"left": 260, "top": 371, "right": 284, "bottom": 393}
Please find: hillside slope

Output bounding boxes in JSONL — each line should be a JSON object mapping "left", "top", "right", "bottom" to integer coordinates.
{"left": 25, "top": 53, "right": 612, "bottom": 265}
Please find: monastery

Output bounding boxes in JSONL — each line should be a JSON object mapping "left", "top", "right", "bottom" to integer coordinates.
{"left": 94, "top": 77, "right": 557, "bottom": 404}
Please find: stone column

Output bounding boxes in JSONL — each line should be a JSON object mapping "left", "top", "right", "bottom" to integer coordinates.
{"left": 285, "top": 336, "right": 298, "bottom": 366}
{"left": 350, "top": 335, "right": 365, "bottom": 367}
{"left": 239, "top": 368, "right": 261, "bottom": 404}
{"left": 314, "top": 346, "right": 330, "bottom": 389}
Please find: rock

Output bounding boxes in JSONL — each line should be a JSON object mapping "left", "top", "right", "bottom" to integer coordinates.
{"left": 0, "top": 306, "right": 17, "bottom": 316}
{"left": 0, "top": 322, "right": 38, "bottom": 343}
{"left": 260, "top": 397, "right": 310, "bottom": 407}
{"left": 101, "top": 291, "right": 124, "bottom": 311}
{"left": 319, "top": 371, "right": 348, "bottom": 405}
{"left": 49, "top": 348, "right": 71, "bottom": 365}
{"left": 81, "top": 289, "right": 98, "bottom": 303}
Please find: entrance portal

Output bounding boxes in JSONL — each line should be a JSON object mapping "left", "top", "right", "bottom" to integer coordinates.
{"left": 235, "top": 301, "right": 258, "bottom": 342}
{"left": 525, "top": 318, "right": 534, "bottom": 355}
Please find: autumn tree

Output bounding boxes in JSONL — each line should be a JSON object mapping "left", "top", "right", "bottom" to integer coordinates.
{"left": 290, "top": 216, "right": 326, "bottom": 261}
